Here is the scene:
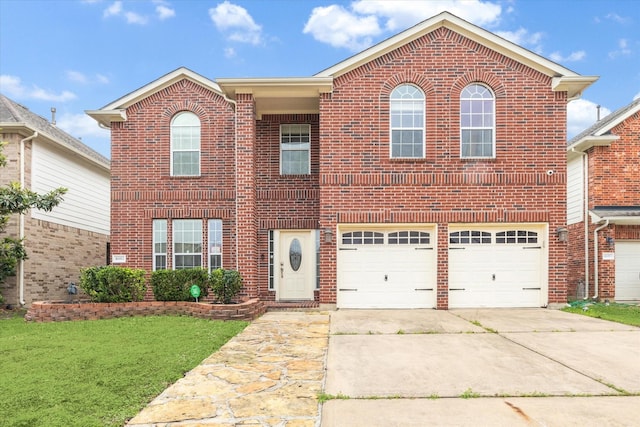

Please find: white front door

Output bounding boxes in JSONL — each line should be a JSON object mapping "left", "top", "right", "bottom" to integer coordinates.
{"left": 278, "top": 231, "right": 315, "bottom": 300}
{"left": 615, "top": 241, "right": 640, "bottom": 301}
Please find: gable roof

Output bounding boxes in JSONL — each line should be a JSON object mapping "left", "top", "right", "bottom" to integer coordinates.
{"left": 86, "top": 67, "right": 224, "bottom": 128}
{"left": 315, "top": 11, "right": 597, "bottom": 100}
{"left": 568, "top": 98, "right": 640, "bottom": 152}
{"left": 89, "top": 12, "right": 598, "bottom": 126}
{"left": 0, "top": 94, "right": 110, "bottom": 170}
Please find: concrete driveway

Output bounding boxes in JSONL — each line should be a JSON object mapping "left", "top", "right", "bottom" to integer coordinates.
{"left": 323, "top": 309, "right": 640, "bottom": 426}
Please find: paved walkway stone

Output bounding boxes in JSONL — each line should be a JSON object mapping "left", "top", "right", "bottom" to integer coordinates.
{"left": 127, "top": 311, "right": 330, "bottom": 427}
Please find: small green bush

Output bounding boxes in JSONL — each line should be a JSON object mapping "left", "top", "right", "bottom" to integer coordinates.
{"left": 151, "top": 268, "right": 210, "bottom": 301}
{"left": 79, "top": 266, "right": 147, "bottom": 303}
{"left": 210, "top": 268, "right": 243, "bottom": 304}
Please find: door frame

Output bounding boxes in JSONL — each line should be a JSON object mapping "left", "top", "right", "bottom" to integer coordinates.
{"left": 273, "top": 230, "right": 317, "bottom": 301}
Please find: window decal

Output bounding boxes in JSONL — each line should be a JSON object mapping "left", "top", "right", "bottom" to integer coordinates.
{"left": 496, "top": 230, "right": 538, "bottom": 244}
{"left": 341, "top": 231, "right": 384, "bottom": 245}
{"left": 449, "top": 230, "right": 492, "bottom": 244}
{"left": 388, "top": 231, "right": 430, "bottom": 244}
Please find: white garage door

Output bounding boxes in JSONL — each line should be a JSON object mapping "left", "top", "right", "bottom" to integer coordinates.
{"left": 615, "top": 241, "right": 640, "bottom": 301}
{"left": 448, "top": 226, "right": 546, "bottom": 308}
{"left": 337, "top": 228, "right": 436, "bottom": 308}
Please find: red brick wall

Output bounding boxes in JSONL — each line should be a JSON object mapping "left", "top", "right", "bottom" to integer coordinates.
{"left": 109, "top": 80, "right": 237, "bottom": 278}
{"left": 582, "top": 110, "right": 640, "bottom": 300}
{"left": 318, "top": 27, "right": 569, "bottom": 306}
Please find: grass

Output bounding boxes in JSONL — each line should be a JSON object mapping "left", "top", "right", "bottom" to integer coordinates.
{"left": 562, "top": 302, "right": 640, "bottom": 327}
{"left": 0, "top": 315, "right": 248, "bottom": 427}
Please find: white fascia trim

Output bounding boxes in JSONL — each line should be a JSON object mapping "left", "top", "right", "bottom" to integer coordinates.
{"left": 590, "top": 102, "right": 640, "bottom": 136}
{"left": 589, "top": 212, "right": 640, "bottom": 225}
{"left": 217, "top": 77, "right": 333, "bottom": 99}
{"left": 85, "top": 109, "right": 127, "bottom": 129}
{"left": 567, "top": 135, "right": 618, "bottom": 153}
{"left": 316, "top": 12, "right": 582, "bottom": 79}
{"left": 552, "top": 76, "right": 599, "bottom": 101}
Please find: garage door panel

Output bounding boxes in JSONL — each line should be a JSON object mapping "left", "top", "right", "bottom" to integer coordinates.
{"left": 337, "top": 228, "right": 436, "bottom": 309}
{"left": 448, "top": 226, "right": 545, "bottom": 308}
{"left": 615, "top": 241, "right": 640, "bottom": 301}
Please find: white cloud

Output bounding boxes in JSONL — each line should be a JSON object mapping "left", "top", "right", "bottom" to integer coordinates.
{"left": 103, "top": 1, "right": 122, "bottom": 18}
{"left": 609, "top": 38, "right": 632, "bottom": 59}
{"left": 124, "top": 11, "right": 148, "bottom": 25}
{"left": 604, "top": 12, "right": 631, "bottom": 24}
{"left": 102, "top": 0, "right": 175, "bottom": 25}
{"left": 0, "top": 75, "right": 26, "bottom": 98}
{"left": 65, "top": 70, "right": 110, "bottom": 85}
{"left": 57, "top": 112, "right": 111, "bottom": 140}
{"left": 304, "top": 5, "right": 381, "bottom": 51}
{"left": 304, "top": 1, "right": 502, "bottom": 51}
{"left": 495, "top": 27, "right": 544, "bottom": 52}
{"left": 634, "top": 92, "right": 640, "bottom": 101}
{"left": 66, "top": 70, "right": 88, "bottom": 84}
{"left": 0, "top": 75, "right": 76, "bottom": 102}
{"left": 351, "top": 0, "right": 501, "bottom": 31}
{"left": 224, "top": 47, "right": 236, "bottom": 58}
{"left": 549, "top": 50, "right": 586, "bottom": 63}
{"left": 209, "top": 1, "right": 263, "bottom": 45}
{"left": 156, "top": 5, "right": 175, "bottom": 20}
{"left": 567, "top": 99, "right": 612, "bottom": 139}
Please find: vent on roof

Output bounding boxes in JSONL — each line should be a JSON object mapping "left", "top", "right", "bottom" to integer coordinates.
{"left": 51, "top": 107, "right": 56, "bottom": 126}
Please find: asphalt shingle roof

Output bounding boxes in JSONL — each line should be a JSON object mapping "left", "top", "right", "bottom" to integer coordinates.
{"left": 569, "top": 98, "right": 640, "bottom": 145}
{"left": 0, "top": 93, "right": 110, "bottom": 168}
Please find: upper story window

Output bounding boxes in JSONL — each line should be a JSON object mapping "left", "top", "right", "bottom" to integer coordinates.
{"left": 171, "top": 112, "right": 200, "bottom": 176}
{"left": 280, "top": 124, "right": 310, "bottom": 175}
{"left": 460, "top": 84, "right": 495, "bottom": 158}
{"left": 390, "top": 84, "right": 425, "bottom": 158}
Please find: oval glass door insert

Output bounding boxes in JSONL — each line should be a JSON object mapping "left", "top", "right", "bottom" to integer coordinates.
{"left": 289, "top": 238, "right": 302, "bottom": 271}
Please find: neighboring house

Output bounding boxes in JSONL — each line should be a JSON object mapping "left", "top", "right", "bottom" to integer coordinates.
{"left": 567, "top": 98, "right": 640, "bottom": 302}
{"left": 0, "top": 94, "right": 110, "bottom": 307}
{"left": 88, "top": 12, "right": 596, "bottom": 309}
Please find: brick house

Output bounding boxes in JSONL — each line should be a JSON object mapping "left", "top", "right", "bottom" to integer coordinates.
{"left": 1, "top": 94, "right": 110, "bottom": 307}
{"left": 88, "top": 12, "right": 596, "bottom": 309}
{"left": 567, "top": 98, "right": 640, "bottom": 302}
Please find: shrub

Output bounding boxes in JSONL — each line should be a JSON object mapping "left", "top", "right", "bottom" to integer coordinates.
{"left": 210, "top": 268, "right": 243, "bottom": 304}
{"left": 151, "top": 268, "right": 210, "bottom": 301}
{"left": 79, "top": 266, "right": 147, "bottom": 303}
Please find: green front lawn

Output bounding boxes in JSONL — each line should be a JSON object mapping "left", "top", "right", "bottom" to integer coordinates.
{"left": 563, "top": 301, "right": 640, "bottom": 327}
{"left": 0, "top": 315, "right": 247, "bottom": 427}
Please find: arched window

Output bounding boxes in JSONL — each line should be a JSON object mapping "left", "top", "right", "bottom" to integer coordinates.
{"left": 171, "top": 112, "right": 200, "bottom": 176}
{"left": 460, "top": 84, "right": 495, "bottom": 158}
{"left": 390, "top": 84, "right": 425, "bottom": 158}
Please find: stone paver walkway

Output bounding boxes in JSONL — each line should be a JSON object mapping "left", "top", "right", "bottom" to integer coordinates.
{"left": 127, "top": 311, "right": 330, "bottom": 427}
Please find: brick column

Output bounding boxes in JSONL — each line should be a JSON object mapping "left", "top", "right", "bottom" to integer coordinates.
{"left": 235, "top": 94, "right": 258, "bottom": 298}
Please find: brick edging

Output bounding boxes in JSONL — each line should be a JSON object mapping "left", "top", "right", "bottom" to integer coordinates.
{"left": 24, "top": 299, "right": 266, "bottom": 322}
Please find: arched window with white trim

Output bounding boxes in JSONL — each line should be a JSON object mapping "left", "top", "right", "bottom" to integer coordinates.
{"left": 460, "top": 84, "right": 495, "bottom": 158}
{"left": 390, "top": 84, "right": 425, "bottom": 158}
{"left": 171, "top": 112, "right": 201, "bottom": 176}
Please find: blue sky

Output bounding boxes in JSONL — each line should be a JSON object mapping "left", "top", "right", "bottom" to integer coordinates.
{"left": 1, "top": 0, "right": 639, "bottom": 158}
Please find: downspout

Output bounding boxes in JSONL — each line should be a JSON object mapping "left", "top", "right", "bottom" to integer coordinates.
{"left": 593, "top": 219, "right": 609, "bottom": 300}
{"left": 222, "top": 94, "right": 238, "bottom": 270}
{"left": 571, "top": 148, "right": 589, "bottom": 298}
{"left": 19, "top": 131, "right": 38, "bottom": 306}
